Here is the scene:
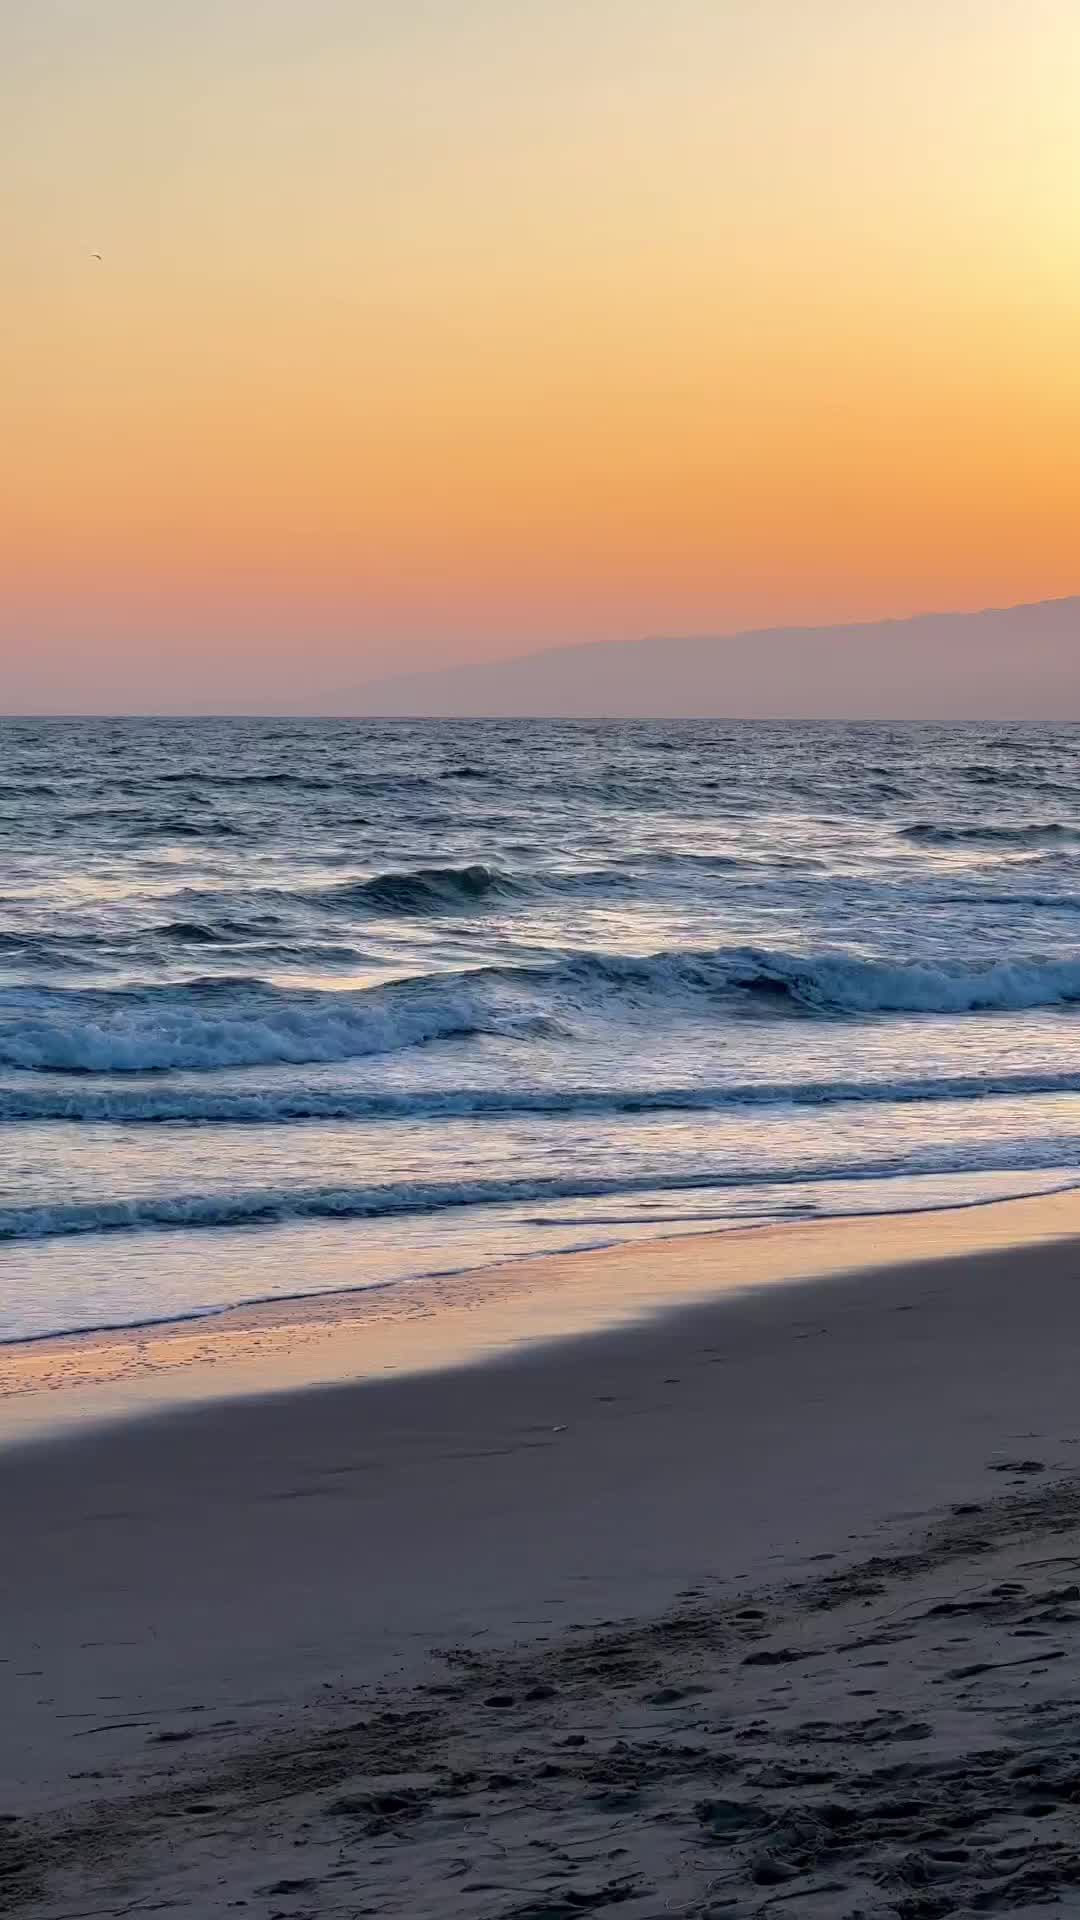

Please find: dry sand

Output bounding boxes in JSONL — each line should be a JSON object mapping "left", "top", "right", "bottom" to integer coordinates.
{"left": 5, "top": 1195, "right": 1080, "bottom": 1915}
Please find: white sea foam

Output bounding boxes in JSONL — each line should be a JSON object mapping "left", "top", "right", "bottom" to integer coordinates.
{"left": 0, "top": 977, "right": 537, "bottom": 1073}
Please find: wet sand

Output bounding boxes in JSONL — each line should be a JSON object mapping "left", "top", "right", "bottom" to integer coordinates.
{"left": 5, "top": 1194, "right": 1080, "bottom": 1914}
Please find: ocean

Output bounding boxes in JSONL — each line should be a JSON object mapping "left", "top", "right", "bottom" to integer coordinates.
{"left": 3, "top": 714, "right": 1080, "bottom": 1345}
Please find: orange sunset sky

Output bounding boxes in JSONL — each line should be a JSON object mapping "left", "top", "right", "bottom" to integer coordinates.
{"left": 2, "top": 0, "right": 1079, "bottom": 710}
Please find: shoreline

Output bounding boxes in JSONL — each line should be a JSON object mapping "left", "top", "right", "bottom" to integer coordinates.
{"left": 5, "top": 1165, "right": 1077, "bottom": 1354}
{"left": 5, "top": 1184, "right": 1080, "bottom": 1447}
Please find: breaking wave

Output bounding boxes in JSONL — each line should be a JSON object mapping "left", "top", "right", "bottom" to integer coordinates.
{"left": 537, "top": 945, "right": 1080, "bottom": 1016}
{"left": 0, "top": 974, "right": 543, "bottom": 1074}
{"left": 5, "top": 944, "right": 1080, "bottom": 1075}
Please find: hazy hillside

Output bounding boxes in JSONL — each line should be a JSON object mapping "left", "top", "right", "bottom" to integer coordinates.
{"left": 360, "top": 597, "right": 1080, "bottom": 720}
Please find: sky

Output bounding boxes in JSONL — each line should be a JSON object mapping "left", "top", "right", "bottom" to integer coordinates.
{"left": 2, "top": 0, "right": 1079, "bottom": 712}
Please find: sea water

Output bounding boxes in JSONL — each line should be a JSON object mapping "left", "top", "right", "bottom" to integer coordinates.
{"left": 3, "top": 715, "right": 1080, "bottom": 1342}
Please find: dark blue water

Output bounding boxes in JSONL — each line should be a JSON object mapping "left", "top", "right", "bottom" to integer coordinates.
{"left": 4, "top": 716, "right": 1080, "bottom": 1341}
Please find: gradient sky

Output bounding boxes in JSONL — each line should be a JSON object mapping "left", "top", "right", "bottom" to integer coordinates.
{"left": 3, "top": 0, "right": 1079, "bottom": 711}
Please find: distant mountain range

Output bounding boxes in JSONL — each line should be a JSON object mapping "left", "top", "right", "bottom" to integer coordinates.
{"left": 360, "top": 596, "right": 1080, "bottom": 720}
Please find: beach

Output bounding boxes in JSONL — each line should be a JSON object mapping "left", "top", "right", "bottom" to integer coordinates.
{"left": 6, "top": 1193, "right": 1080, "bottom": 1915}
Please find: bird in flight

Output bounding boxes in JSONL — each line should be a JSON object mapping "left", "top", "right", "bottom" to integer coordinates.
{"left": 92, "top": 252, "right": 102, "bottom": 260}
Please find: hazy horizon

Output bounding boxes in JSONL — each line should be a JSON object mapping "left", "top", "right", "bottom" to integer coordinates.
{"left": 3, "top": 593, "right": 1079, "bottom": 720}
